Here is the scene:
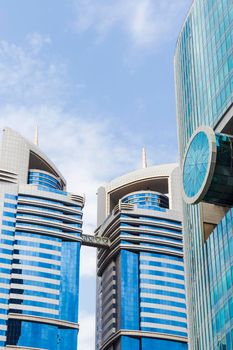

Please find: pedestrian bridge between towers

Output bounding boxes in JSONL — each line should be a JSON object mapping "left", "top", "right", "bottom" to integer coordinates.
{"left": 81, "top": 234, "right": 110, "bottom": 249}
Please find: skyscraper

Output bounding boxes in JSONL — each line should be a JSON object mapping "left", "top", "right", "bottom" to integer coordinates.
{"left": 0, "top": 128, "right": 84, "bottom": 349}
{"left": 95, "top": 164, "right": 188, "bottom": 350}
{"left": 175, "top": 0, "right": 233, "bottom": 348}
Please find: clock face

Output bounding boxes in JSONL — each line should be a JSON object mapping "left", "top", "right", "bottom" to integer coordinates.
{"left": 182, "top": 126, "right": 217, "bottom": 204}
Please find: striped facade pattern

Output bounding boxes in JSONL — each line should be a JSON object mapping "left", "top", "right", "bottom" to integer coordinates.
{"left": 0, "top": 127, "right": 84, "bottom": 349}
{"left": 140, "top": 252, "right": 187, "bottom": 337}
{"left": 0, "top": 188, "right": 83, "bottom": 349}
{"left": 0, "top": 194, "right": 18, "bottom": 346}
{"left": 101, "top": 261, "right": 117, "bottom": 342}
{"left": 96, "top": 193, "right": 188, "bottom": 350}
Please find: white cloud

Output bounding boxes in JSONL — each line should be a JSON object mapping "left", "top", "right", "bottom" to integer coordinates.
{"left": 0, "top": 35, "right": 141, "bottom": 348}
{"left": 26, "top": 32, "right": 51, "bottom": 54}
{"left": 0, "top": 37, "right": 68, "bottom": 106}
{"left": 73, "top": 0, "right": 191, "bottom": 48}
{"left": 0, "top": 33, "right": 178, "bottom": 349}
{"left": 78, "top": 312, "right": 95, "bottom": 350}
{"left": 0, "top": 35, "right": 141, "bottom": 280}
{"left": 0, "top": 50, "right": 139, "bottom": 345}
{"left": 0, "top": 104, "right": 139, "bottom": 223}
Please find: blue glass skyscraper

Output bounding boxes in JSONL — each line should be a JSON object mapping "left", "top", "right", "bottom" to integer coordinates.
{"left": 175, "top": 0, "right": 233, "bottom": 348}
{"left": 0, "top": 128, "right": 84, "bottom": 349}
{"left": 95, "top": 164, "right": 188, "bottom": 350}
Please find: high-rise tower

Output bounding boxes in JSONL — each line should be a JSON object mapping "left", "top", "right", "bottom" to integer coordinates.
{"left": 95, "top": 164, "right": 188, "bottom": 350}
{"left": 175, "top": 0, "right": 233, "bottom": 348}
{"left": 0, "top": 128, "right": 84, "bottom": 349}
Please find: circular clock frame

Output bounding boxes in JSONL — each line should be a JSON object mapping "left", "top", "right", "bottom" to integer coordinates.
{"left": 182, "top": 126, "right": 217, "bottom": 205}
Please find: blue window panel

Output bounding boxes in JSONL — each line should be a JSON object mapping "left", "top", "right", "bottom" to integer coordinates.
{"left": 0, "top": 298, "right": 9, "bottom": 304}
{"left": 120, "top": 250, "right": 139, "bottom": 330}
{"left": 140, "top": 288, "right": 186, "bottom": 299}
{"left": 0, "top": 248, "right": 13, "bottom": 255}
{"left": 18, "top": 195, "right": 63, "bottom": 206}
{"left": 17, "top": 213, "right": 61, "bottom": 223}
{"left": 140, "top": 225, "right": 181, "bottom": 234}
{"left": 10, "top": 279, "right": 60, "bottom": 290}
{"left": 0, "top": 308, "right": 8, "bottom": 315}
{"left": 141, "top": 297, "right": 186, "bottom": 309}
{"left": 0, "top": 288, "right": 9, "bottom": 294}
{"left": 6, "top": 320, "right": 78, "bottom": 350}
{"left": 4, "top": 203, "right": 17, "bottom": 209}
{"left": 11, "top": 269, "right": 60, "bottom": 280}
{"left": 10, "top": 309, "right": 58, "bottom": 320}
{"left": 59, "top": 241, "right": 80, "bottom": 323}
{"left": 140, "top": 269, "right": 184, "bottom": 280}
{"left": 139, "top": 216, "right": 182, "bottom": 226}
{"left": 57, "top": 328, "right": 78, "bottom": 350}
{"left": 10, "top": 288, "right": 59, "bottom": 300}
{"left": 226, "top": 331, "right": 231, "bottom": 349}
{"left": 16, "top": 222, "right": 62, "bottom": 232}
{"left": 140, "top": 260, "right": 184, "bottom": 271}
{"left": 141, "top": 337, "right": 188, "bottom": 349}
{"left": 16, "top": 231, "right": 61, "bottom": 243}
{"left": 5, "top": 194, "right": 17, "bottom": 200}
{"left": 28, "top": 171, "right": 63, "bottom": 191}
{"left": 140, "top": 234, "right": 182, "bottom": 244}
{"left": 12, "top": 259, "right": 61, "bottom": 271}
{"left": 142, "top": 327, "right": 188, "bottom": 338}
{"left": 141, "top": 252, "right": 183, "bottom": 262}
{"left": 14, "top": 239, "right": 61, "bottom": 252}
{"left": 2, "top": 221, "right": 15, "bottom": 227}
{"left": 28, "top": 179, "right": 60, "bottom": 190}
{"left": 0, "top": 268, "right": 11, "bottom": 274}
{"left": 0, "top": 258, "right": 13, "bottom": 265}
{"left": 0, "top": 239, "right": 14, "bottom": 246}
{"left": 0, "top": 318, "right": 8, "bottom": 325}
{"left": 141, "top": 317, "right": 187, "bottom": 328}
{"left": 0, "top": 278, "right": 11, "bottom": 285}
{"left": 142, "top": 243, "right": 183, "bottom": 252}
{"left": 17, "top": 204, "right": 63, "bottom": 214}
{"left": 13, "top": 250, "right": 61, "bottom": 261}
{"left": 3, "top": 212, "right": 16, "bottom": 218}
{"left": 141, "top": 307, "right": 186, "bottom": 318}
{"left": 9, "top": 299, "right": 59, "bottom": 310}
{"left": 121, "top": 336, "right": 140, "bottom": 350}
{"left": 1, "top": 229, "right": 14, "bottom": 236}
{"left": 37, "top": 186, "right": 67, "bottom": 196}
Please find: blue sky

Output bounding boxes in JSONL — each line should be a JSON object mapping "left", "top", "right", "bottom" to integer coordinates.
{"left": 0, "top": 0, "right": 192, "bottom": 348}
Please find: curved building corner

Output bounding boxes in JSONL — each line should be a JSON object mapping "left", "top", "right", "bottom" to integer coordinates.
{"left": 95, "top": 164, "right": 188, "bottom": 350}
{"left": 0, "top": 127, "right": 84, "bottom": 349}
{"left": 175, "top": 0, "right": 233, "bottom": 349}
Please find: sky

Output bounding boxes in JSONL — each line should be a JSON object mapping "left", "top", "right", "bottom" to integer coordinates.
{"left": 0, "top": 0, "right": 192, "bottom": 348}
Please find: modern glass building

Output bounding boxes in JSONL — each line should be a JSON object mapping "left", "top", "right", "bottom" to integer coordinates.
{"left": 95, "top": 164, "right": 188, "bottom": 350}
{"left": 175, "top": 0, "right": 233, "bottom": 349}
{"left": 0, "top": 128, "right": 84, "bottom": 349}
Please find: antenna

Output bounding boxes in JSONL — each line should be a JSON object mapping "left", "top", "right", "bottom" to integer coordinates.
{"left": 142, "top": 146, "right": 147, "bottom": 169}
{"left": 34, "top": 126, "right": 39, "bottom": 146}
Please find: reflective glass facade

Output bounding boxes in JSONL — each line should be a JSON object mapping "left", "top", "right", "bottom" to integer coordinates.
{"left": 205, "top": 209, "right": 233, "bottom": 349}
{"left": 175, "top": 0, "right": 233, "bottom": 157}
{"left": 96, "top": 190, "right": 188, "bottom": 350}
{"left": 0, "top": 128, "right": 84, "bottom": 349}
{"left": 121, "top": 191, "right": 169, "bottom": 211}
{"left": 183, "top": 131, "right": 210, "bottom": 198}
{"left": 175, "top": 0, "right": 233, "bottom": 349}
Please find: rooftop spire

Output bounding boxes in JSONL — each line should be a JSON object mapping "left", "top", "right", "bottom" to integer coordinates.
{"left": 34, "top": 125, "right": 39, "bottom": 146}
{"left": 142, "top": 146, "right": 147, "bottom": 169}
